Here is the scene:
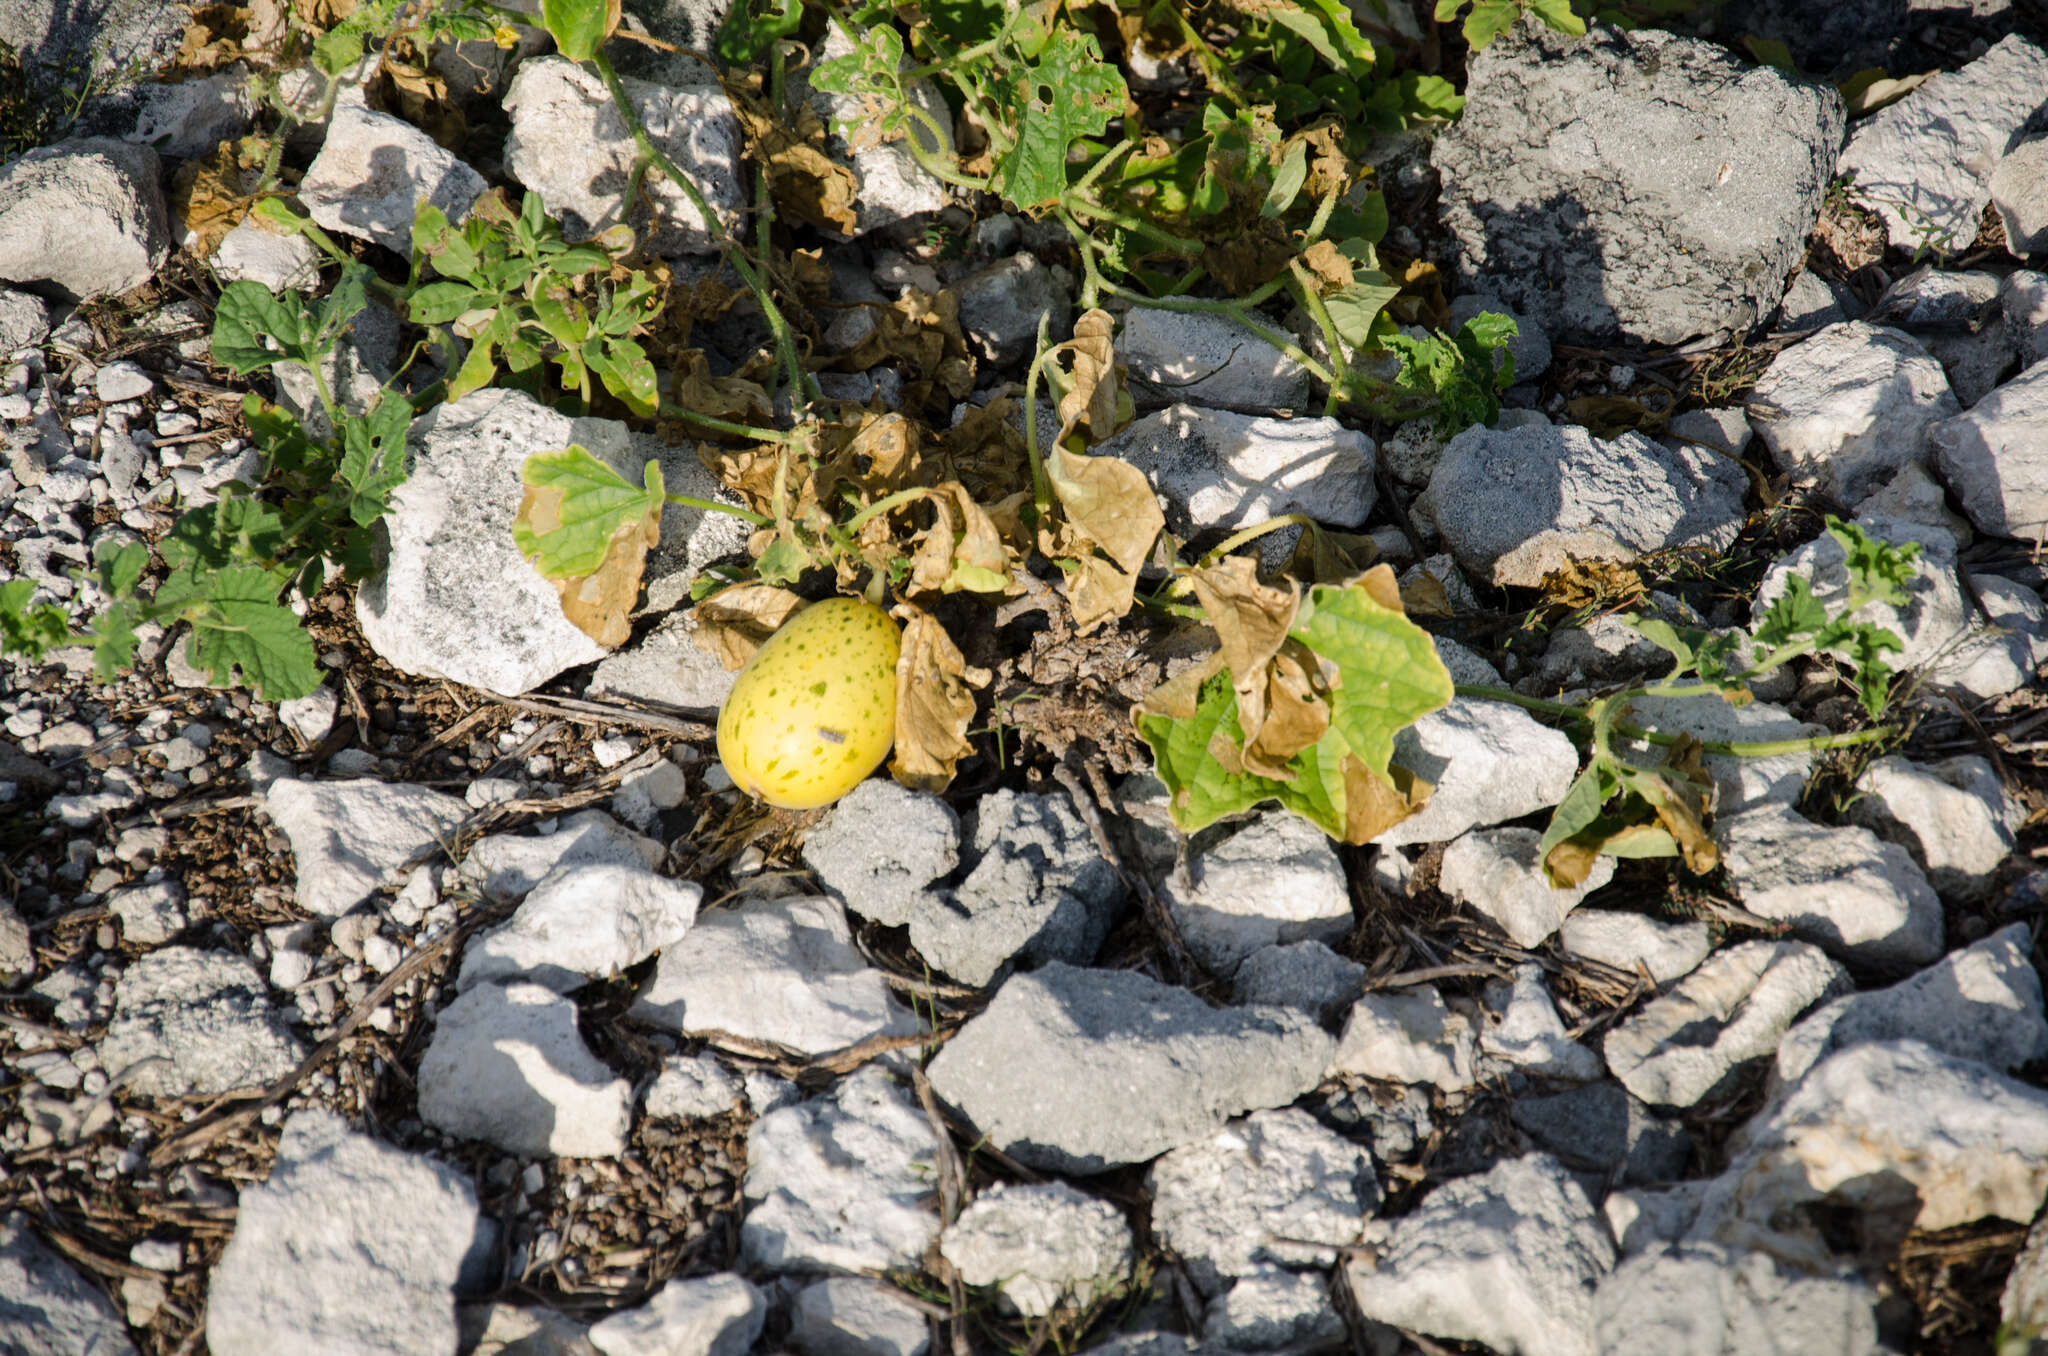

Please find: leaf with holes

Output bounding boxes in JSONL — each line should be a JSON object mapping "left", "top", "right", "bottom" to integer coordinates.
{"left": 992, "top": 29, "right": 1126, "bottom": 210}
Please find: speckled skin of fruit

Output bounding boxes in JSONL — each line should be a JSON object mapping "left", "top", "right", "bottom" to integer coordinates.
{"left": 716, "top": 598, "right": 901, "bottom": 810}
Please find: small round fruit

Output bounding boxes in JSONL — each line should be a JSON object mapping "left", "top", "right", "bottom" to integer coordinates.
{"left": 716, "top": 597, "right": 901, "bottom": 810}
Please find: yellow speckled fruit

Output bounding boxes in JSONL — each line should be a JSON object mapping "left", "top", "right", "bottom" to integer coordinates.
{"left": 716, "top": 597, "right": 901, "bottom": 810}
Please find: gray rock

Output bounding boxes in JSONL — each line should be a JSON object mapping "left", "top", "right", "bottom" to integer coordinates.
{"left": 1846, "top": 754, "right": 2022, "bottom": 901}
{"left": 502, "top": 58, "right": 744, "bottom": 258}
{"left": 0, "top": 1213, "right": 138, "bottom": 1356}
{"left": 1440, "top": 827, "right": 1614, "bottom": 949}
{"left": 458, "top": 809, "right": 664, "bottom": 901}
{"left": 0, "top": 901, "right": 31, "bottom": 980}
{"left": 632, "top": 894, "right": 916, "bottom": 1056}
{"left": 417, "top": 981, "right": 632, "bottom": 1158}
{"left": 1665, "top": 406, "right": 1753, "bottom": 459}
{"left": 2006, "top": 1212, "right": 2048, "bottom": 1356}
{"left": 457, "top": 1302, "right": 595, "bottom": 1356}
{"left": 92, "top": 359, "right": 152, "bottom": 402}
{"left": 212, "top": 219, "right": 322, "bottom": 292}
{"left": 1420, "top": 422, "right": 1746, "bottom": 588}
{"left": 1772, "top": 269, "right": 1848, "bottom": 332}
{"left": 1716, "top": 805, "right": 1943, "bottom": 968}
{"left": 643, "top": 1053, "right": 743, "bottom": 1121}
{"left": 1376, "top": 698, "right": 1580, "bottom": 848}
{"left": 1693, "top": 1041, "right": 2048, "bottom": 1261}
{"left": 585, "top": 1274, "right": 763, "bottom": 1356}
{"left": 1095, "top": 404, "right": 1376, "bottom": 562}
{"left": 1994, "top": 134, "right": 2048, "bottom": 257}
{"left": 939, "top": 1182, "right": 1133, "bottom": 1317}
{"left": 261, "top": 775, "right": 470, "bottom": 917}
{"left": 788, "top": 1278, "right": 931, "bottom": 1356}
{"left": 0, "top": 0, "right": 184, "bottom": 93}
{"left": 1746, "top": 322, "right": 1960, "bottom": 508}
{"left": 1481, "top": 964, "right": 1604, "bottom": 1081}
{"left": 1771, "top": 923, "right": 2048, "bottom": 1092}
{"left": 953, "top": 254, "right": 1069, "bottom": 366}
{"left": 1929, "top": 355, "right": 2048, "bottom": 542}
{"left": 1147, "top": 1107, "right": 1378, "bottom": 1296}
{"left": 908, "top": 788, "right": 1122, "bottom": 988}
{"left": 0, "top": 138, "right": 169, "bottom": 301}
{"left": 1927, "top": 321, "right": 2019, "bottom": 407}
{"left": 1558, "top": 910, "right": 1711, "bottom": 986}
{"left": 106, "top": 878, "right": 185, "bottom": 945}
{"left": 277, "top": 687, "right": 338, "bottom": 747}
{"left": 926, "top": 962, "right": 1335, "bottom": 1174}
{"left": 1432, "top": 24, "right": 1842, "bottom": 346}
{"left": 207, "top": 1109, "right": 483, "bottom": 1356}
{"left": 800, "top": 21, "right": 953, "bottom": 236}
{"left": 743, "top": 1067, "right": 941, "bottom": 1274}
{"left": 1119, "top": 306, "right": 1314, "bottom": 413}
{"left": 1613, "top": 694, "right": 1824, "bottom": 817}
{"left": 2007, "top": 271, "right": 2048, "bottom": 365}
{"left": 1329, "top": 985, "right": 1481, "bottom": 1092}
{"left": 0, "top": 287, "right": 50, "bottom": 352}
{"left": 97, "top": 947, "right": 305, "bottom": 1098}
{"left": 1202, "top": 1268, "right": 1343, "bottom": 1352}
{"left": 1231, "top": 941, "right": 1364, "bottom": 1017}
{"left": 358, "top": 388, "right": 749, "bottom": 694}
{"left": 803, "top": 778, "right": 960, "bottom": 928}
{"left": 1601, "top": 940, "right": 1850, "bottom": 1108}
{"left": 123, "top": 69, "right": 255, "bottom": 159}
{"left": 1159, "top": 810, "right": 1349, "bottom": 976}
{"left": 1868, "top": 266, "right": 2003, "bottom": 332}
{"left": 297, "top": 103, "right": 487, "bottom": 257}
{"left": 457, "top": 861, "right": 699, "bottom": 993}
{"left": 1713, "top": 0, "right": 1906, "bottom": 70}
{"left": 1511, "top": 1082, "right": 1690, "bottom": 1187}
{"left": 1593, "top": 1243, "right": 1884, "bottom": 1356}
{"left": 1838, "top": 34, "right": 2048, "bottom": 253}
{"left": 1602, "top": 1181, "right": 1713, "bottom": 1259}
{"left": 1345, "top": 1154, "right": 1614, "bottom": 1356}
{"left": 586, "top": 607, "right": 739, "bottom": 713}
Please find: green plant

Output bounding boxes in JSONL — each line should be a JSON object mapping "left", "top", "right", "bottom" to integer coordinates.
{"left": 1434, "top": 0, "right": 1584, "bottom": 50}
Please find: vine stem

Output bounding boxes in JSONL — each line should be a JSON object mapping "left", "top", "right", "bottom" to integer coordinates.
{"left": 1451, "top": 683, "right": 1895, "bottom": 758}
{"left": 656, "top": 402, "right": 794, "bottom": 443}
{"left": 664, "top": 492, "right": 770, "bottom": 526}
{"left": 1198, "top": 515, "right": 1312, "bottom": 568}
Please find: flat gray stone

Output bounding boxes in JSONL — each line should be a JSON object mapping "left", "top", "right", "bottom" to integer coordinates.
{"left": 457, "top": 861, "right": 700, "bottom": 993}
{"left": 742, "top": 1067, "right": 941, "bottom": 1274}
{"left": 1838, "top": 34, "right": 2048, "bottom": 253}
{"left": 2007, "top": 272, "right": 2048, "bottom": 365}
{"left": 0, "top": 287, "right": 50, "bottom": 352}
{"left": 1202, "top": 1268, "right": 1344, "bottom": 1353}
{"left": 1420, "top": 422, "right": 1746, "bottom": 588}
{"left": 358, "top": 388, "right": 749, "bottom": 695}
{"left": 953, "top": 253, "right": 1069, "bottom": 366}
{"left": 1231, "top": 941, "right": 1365, "bottom": 1017}
{"left": 0, "top": 138, "right": 169, "bottom": 301}
{"left": 457, "top": 809, "right": 664, "bottom": 902}
{"left": 1511, "top": 1082, "right": 1690, "bottom": 1187}
{"left": 417, "top": 982, "right": 632, "bottom": 1158}
{"left": 1346, "top": 1153, "right": 1613, "bottom": 1356}
{"left": 261, "top": 776, "right": 470, "bottom": 917}
{"left": 1601, "top": 940, "right": 1850, "bottom": 1108}
{"left": 1771, "top": 923, "right": 2048, "bottom": 1092}
{"left": 1376, "top": 698, "right": 1580, "bottom": 848}
{"left": 213, "top": 219, "right": 322, "bottom": 292}
{"left": 106, "top": 878, "right": 186, "bottom": 945}
{"left": 926, "top": 962, "right": 1334, "bottom": 1175}
{"left": 1147, "top": 1107, "right": 1378, "bottom": 1296}
{"left": 1994, "top": 134, "right": 2048, "bottom": 256}
{"left": 1717, "top": 805, "right": 1943, "bottom": 968}
{"left": 207, "top": 1109, "right": 483, "bottom": 1356}
{"left": 643, "top": 1053, "right": 742, "bottom": 1121}
{"left": 298, "top": 103, "right": 486, "bottom": 257}
{"left": 97, "top": 947, "right": 305, "bottom": 1098}
{"left": 1159, "top": 810, "right": 1349, "bottom": 976}
{"left": 938, "top": 1182, "right": 1133, "bottom": 1317}
{"left": 1481, "top": 964, "right": 1604, "bottom": 1081}
{"left": 1119, "top": 306, "right": 1314, "bottom": 413}
{"left": 1440, "top": 827, "right": 1614, "bottom": 949}
{"left": 1432, "top": 24, "right": 1842, "bottom": 345}
{"left": 1329, "top": 985, "right": 1481, "bottom": 1092}
{"left": 1929, "top": 354, "right": 2048, "bottom": 542}
{"left": 631, "top": 894, "right": 915, "bottom": 1056}
{"left": 1594, "top": 1243, "right": 1884, "bottom": 1356}
{"left": 586, "top": 607, "right": 740, "bottom": 714}
{"left": 0, "top": 1213, "right": 138, "bottom": 1356}
{"left": 1557, "top": 909, "right": 1711, "bottom": 986}
{"left": 803, "top": 778, "right": 960, "bottom": 928}
{"left": 502, "top": 57, "right": 743, "bottom": 258}
{"left": 585, "top": 1274, "right": 763, "bottom": 1356}
{"left": 788, "top": 1278, "right": 931, "bottom": 1356}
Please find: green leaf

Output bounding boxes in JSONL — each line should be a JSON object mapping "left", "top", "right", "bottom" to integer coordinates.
{"left": 337, "top": 394, "right": 412, "bottom": 527}
{"left": 1292, "top": 576, "right": 1456, "bottom": 782}
{"left": 1537, "top": 758, "right": 1620, "bottom": 884}
{"left": 1751, "top": 574, "right": 1829, "bottom": 653}
{"left": 1525, "top": 0, "right": 1586, "bottom": 36}
{"left": 1827, "top": 516, "right": 1918, "bottom": 606}
{"left": 181, "top": 566, "right": 323, "bottom": 701}
{"left": 0, "top": 580, "right": 72, "bottom": 660}
{"left": 1136, "top": 672, "right": 1291, "bottom": 832}
{"left": 94, "top": 540, "right": 148, "bottom": 598}
{"left": 993, "top": 29, "right": 1127, "bottom": 210}
{"left": 1743, "top": 35, "right": 1796, "bottom": 70}
{"left": 1261, "top": 139, "right": 1310, "bottom": 219}
{"left": 159, "top": 500, "right": 288, "bottom": 577}
{"left": 447, "top": 333, "right": 499, "bottom": 402}
{"left": 312, "top": 23, "right": 365, "bottom": 76}
{"left": 550, "top": 246, "right": 611, "bottom": 276}
{"left": 1323, "top": 274, "right": 1404, "bottom": 349}
{"left": 1462, "top": 0, "right": 1520, "bottom": 49}
{"left": 812, "top": 23, "right": 910, "bottom": 143}
{"left": 716, "top": 0, "right": 803, "bottom": 65}
{"left": 541, "top": 0, "right": 615, "bottom": 62}
{"left": 89, "top": 602, "right": 142, "bottom": 683}
{"left": 212, "top": 282, "right": 315, "bottom": 374}
{"left": 513, "top": 445, "right": 665, "bottom": 579}
{"left": 586, "top": 337, "right": 658, "bottom": 417}
{"left": 315, "top": 263, "right": 373, "bottom": 345}
{"left": 409, "top": 281, "right": 484, "bottom": 325}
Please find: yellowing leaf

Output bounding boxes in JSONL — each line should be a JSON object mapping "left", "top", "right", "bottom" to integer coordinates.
{"left": 908, "top": 482, "right": 1015, "bottom": 596}
{"left": 673, "top": 349, "right": 773, "bottom": 425}
{"left": 690, "top": 583, "right": 807, "bottom": 669}
{"left": 514, "top": 445, "right": 664, "bottom": 648}
{"left": 1055, "top": 309, "right": 1124, "bottom": 446}
{"left": 730, "top": 88, "right": 862, "bottom": 235}
{"left": 890, "top": 604, "right": 989, "bottom": 792}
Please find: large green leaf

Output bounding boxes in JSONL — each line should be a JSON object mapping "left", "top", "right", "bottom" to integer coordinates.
{"left": 993, "top": 30, "right": 1126, "bottom": 210}
{"left": 1292, "top": 576, "right": 1456, "bottom": 782}
{"left": 337, "top": 394, "right": 412, "bottom": 527}
{"left": 211, "top": 282, "right": 314, "bottom": 375}
{"left": 181, "top": 566, "right": 323, "bottom": 700}
{"left": 541, "top": 0, "right": 618, "bottom": 62}
{"left": 513, "top": 445, "right": 665, "bottom": 579}
{"left": 1136, "top": 671, "right": 1291, "bottom": 833}
{"left": 0, "top": 580, "right": 71, "bottom": 661}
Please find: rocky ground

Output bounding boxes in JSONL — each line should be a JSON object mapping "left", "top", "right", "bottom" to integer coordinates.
{"left": 5, "top": 1, "right": 2048, "bottom": 1354}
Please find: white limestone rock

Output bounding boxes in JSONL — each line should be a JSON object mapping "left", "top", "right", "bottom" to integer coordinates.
{"left": 1846, "top": 754, "right": 2023, "bottom": 901}
{"left": 260, "top": 775, "right": 470, "bottom": 917}
{"left": 0, "top": 1214, "right": 139, "bottom": 1356}
{"left": 939, "top": 1182, "right": 1134, "bottom": 1317}
{"left": 586, "top": 1274, "right": 764, "bottom": 1356}
{"left": 802, "top": 778, "right": 960, "bottom": 928}
{"left": 1716, "top": 805, "right": 1944, "bottom": 968}
{"left": 1929, "top": 354, "right": 2048, "bottom": 543}
{"left": 643, "top": 1053, "right": 743, "bottom": 1121}
{"left": 457, "top": 809, "right": 665, "bottom": 902}
{"left": 1593, "top": 1242, "right": 1884, "bottom": 1356}
{"left": 1159, "top": 810, "right": 1351, "bottom": 976}
{"left": 457, "top": 862, "right": 700, "bottom": 993}
{"left": 1118, "top": 307, "right": 1314, "bottom": 413}
{"left": 96, "top": 947, "right": 305, "bottom": 1098}
{"left": 1440, "top": 827, "right": 1614, "bottom": 949}
{"left": 1329, "top": 985, "right": 1481, "bottom": 1092}
{"left": 1481, "top": 965, "right": 1603, "bottom": 1080}
{"left": 297, "top": 103, "right": 487, "bottom": 257}
{"left": 1558, "top": 910, "right": 1711, "bottom": 986}
{"left": 1375, "top": 698, "right": 1580, "bottom": 847}
{"left": 0, "top": 138, "right": 170, "bottom": 301}
{"left": 788, "top": 1278, "right": 931, "bottom": 1356}
{"left": 800, "top": 22, "right": 953, "bottom": 235}
{"left": 416, "top": 982, "right": 633, "bottom": 1158}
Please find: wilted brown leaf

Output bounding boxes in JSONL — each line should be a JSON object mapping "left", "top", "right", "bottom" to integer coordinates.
{"left": 374, "top": 45, "right": 466, "bottom": 151}
{"left": 690, "top": 583, "right": 807, "bottom": 669}
{"left": 1536, "top": 557, "right": 1647, "bottom": 612}
{"left": 1240, "top": 641, "right": 1330, "bottom": 776}
{"left": 1204, "top": 221, "right": 1297, "bottom": 295}
{"left": 1398, "top": 567, "right": 1454, "bottom": 618}
{"left": 1055, "top": 309, "right": 1124, "bottom": 446}
{"left": 1641, "top": 734, "right": 1718, "bottom": 874}
{"left": 1341, "top": 758, "right": 1430, "bottom": 843}
{"left": 836, "top": 289, "right": 977, "bottom": 414}
{"left": 890, "top": 604, "right": 989, "bottom": 792}
{"left": 1045, "top": 443, "right": 1162, "bottom": 577}
{"left": 1189, "top": 557, "right": 1296, "bottom": 686}
{"left": 1298, "top": 240, "right": 1355, "bottom": 294}
{"left": 1135, "top": 650, "right": 1228, "bottom": 723}
{"left": 730, "top": 89, "right": 861, "bottom": 235}
{"left": 1563, "top": 390, "right": 1674, "bottom": 439}
{"left": 168, "top": 136, "right": 273, "bottom": 259}
{"left": 674, "top": 349, "right": 773, "bottom": 425}
{"left": 1287, "top": 524, "right": 1378, "bottom": 584}
{"left": 908, "top": 482, "right": 1015, "bottom": 596}
{"left": 517, "top": 479, "right": 661, "bottom": 649}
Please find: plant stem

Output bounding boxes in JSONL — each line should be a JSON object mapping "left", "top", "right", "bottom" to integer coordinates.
{"left": 665, "top": 492, "right": 770, "bottom": 526}
{"left": 843, "top": 486, "right": 933, "bottom": 532}
{"left": 1198, "top": 515, "right": 1312, "bottom": 567}
{"left": 656, "top": 402, "right": 794, "bottom": 443}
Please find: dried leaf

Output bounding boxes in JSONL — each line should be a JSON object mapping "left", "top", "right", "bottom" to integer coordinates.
{"left": 908, "top": 482, "right": 1015, "bottom": 596}
{"left": 1287, "top": 525, "right": 1379, "bottom": 584}
{"left": 890, "top": 604, "right": 989, "bottom": 792}
{"left": 836, "top": 289, "right": 977, "bottom": 414}
{"left": 1241, "top": 641, "right": 1331, "bottom": 776}
{"left": 1536, "top": 557, "right": 1647, "bottom": 612}
{"left": 1188, "top": 556, "right": 1297, "bottom": 685}
{"left": 514, "top": 450, "right": 663, "bottom": 649}
{"left": 1045, "top": 442, "right": 1162, "bottom": 576}
{"left": 1299, "top": 239, "right": 1355, "bottom": 293}
{"left": 673, "top": 349, "right": 773, "bottom": 425}
{"left": 1340, "top": 756, "right": 1430, "bottom": 842}
{"left": 731, "top": 89, "right": 862, "bottom": 235}
{"left": 169, "top": 137, "right": 271, "bottom": 259}
{"left": 690, "top": 583, "right": 807, "bottom": 669}
{"left": 1136, "top": 651, "right": 1228, "bottom": 723}
{"left": 374, "top": 45, "right": 466, "bottom": 151}
{"left": 1055, "top": 308, "right": 1124, "bottom": 446}
{"left": 1397, "top": 567, "right": 1454, "bottom": 618}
